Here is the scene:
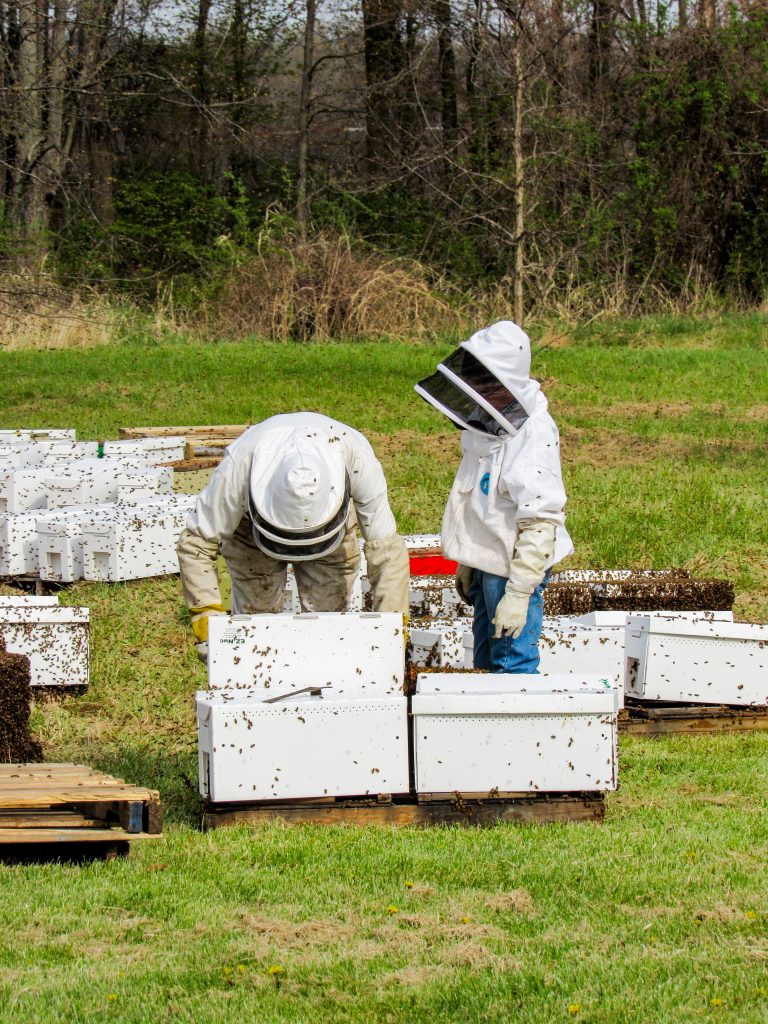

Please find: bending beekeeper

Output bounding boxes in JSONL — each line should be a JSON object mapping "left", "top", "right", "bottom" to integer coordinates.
{"left": 177, "top": 412, "right": 410, "bottom": 659}
{"left": 415, "top": 321, "right": 573, "bottom": 673}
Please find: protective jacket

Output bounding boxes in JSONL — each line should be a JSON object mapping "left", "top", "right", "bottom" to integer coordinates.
{"left": 177, "top": 412, "right": 409, "bottom": 613}
{"left": 416, "top": 321, "right": 573, "bottom": 581}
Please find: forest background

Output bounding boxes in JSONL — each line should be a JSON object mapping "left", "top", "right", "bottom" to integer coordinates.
{"left": 0, "top": 0, "right": 766, "bottom": 345}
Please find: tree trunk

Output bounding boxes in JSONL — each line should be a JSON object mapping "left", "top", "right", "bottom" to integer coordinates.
{"left": 512, "top": 28, "right": 525, "bottom": 326}
{"left": 434, "top": 0, "right": 458, "bottom": 161}
{"left": 193, "top": 0, "right": 212, "bottom": 174}
{"left": 296, "top": 0, "right": 316, "bottom": 238}
{"left": 361, "top": 0, "right": 405, "bottom": 172}
{"left": 11, "top": 0, "right": 47, "bottom": 255}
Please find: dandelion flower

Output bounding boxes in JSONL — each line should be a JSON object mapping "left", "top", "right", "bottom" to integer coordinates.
{"left": 404, "top": 881, "right": 414, "bottom": 889}
{"left": 386, "top": 905, "right": 399, "bottom": 915}
{"left": 268, "top": 966, "right": 284, "bottom": 976}
{"left": 568, "top": 1004, "right": 580, "bottom": 1015}
{"left": 710, "top": 998, "right": 724, "bottom": 1007}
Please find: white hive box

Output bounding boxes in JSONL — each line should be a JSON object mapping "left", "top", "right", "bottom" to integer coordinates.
{"left": 208, "top": 611, "right": 405, "bottom": 695}
{"left": 0, "top": 466, "right": 55, "bottom": 513}
{"left": 538, "top": 624, "right": 625, "bottom": 706}
{"left": 45, "top": 461, "right": 171, "bottom": 509}
{"left": 197, "top": 688, "right": 409, "bottom": 802}
{"left": 412, "top": 672, "right": 619, "bottom": 794}
{"left": 0, "top": 594, "right": 59, "bottom": 606}
{"left": 625, "top": 616, "right": 768, "bottom": 706}
{"left": 572, "top": 610, "right": 734, "bottom": 627}
{"left": 34, "top": 441, "right": 99, "bottom": 463}
{"left": 410, "top": 617, "right": 473, "bottom": 669}
{"left": 36, "top": 506, "right": 112, "bottom": 582}
{"left": 103, "top": 436, "right": 186, "bottom": 464}
{"left": 79, "top": 497, "right": 194, "bottom": 581}
{"left": 28, "top": 429, "right": 76, "bottom": 442}
{"left": 0, "top": 510, "right": 47, "bottom": 574}
{"left": 0, "top": 604, "right": 89, "bottom": 688}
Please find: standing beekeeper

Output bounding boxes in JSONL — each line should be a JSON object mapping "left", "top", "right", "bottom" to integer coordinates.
{"left": 177, "top": 412, "right": 410, "bottom": 659}
{"left": 415, "top": 320, "right": 573, "bottom": 673}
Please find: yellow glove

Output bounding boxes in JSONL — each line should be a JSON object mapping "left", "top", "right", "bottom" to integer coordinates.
{"left": 189, "top": 604, "right": 226, "bottom": 643}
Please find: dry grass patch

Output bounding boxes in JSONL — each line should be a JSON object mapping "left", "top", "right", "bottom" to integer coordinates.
{"left": 369, "top": 430, "right": 460, "bottom": 462}
{"left": 0, "top": 274, "right": 117, "bottom": 350}
{"left": 485, "top": 889, "right": 537, "bottom": 916}
{"left": 236, "top": 913, "right": 356, "bottom": 950}
{"left": 380, "top": 965, "right": 450, "bottom": 987}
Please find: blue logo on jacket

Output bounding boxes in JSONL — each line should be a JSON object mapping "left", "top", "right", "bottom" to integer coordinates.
{"left": 480, "top": 472, "right": 490, "bottom": 495}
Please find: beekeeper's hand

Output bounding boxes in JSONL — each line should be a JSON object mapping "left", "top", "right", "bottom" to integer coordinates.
{"left": 196, "top": 642, "right": 208, "bottom": 664}
{"left": 189, "top": 604, "right": 226, "bottom": 643}
{"left": 455, "top": 564, "right": 474, "bottom": 606}
{"left": 492, "top": 588, "right": 530, "bottom": 639}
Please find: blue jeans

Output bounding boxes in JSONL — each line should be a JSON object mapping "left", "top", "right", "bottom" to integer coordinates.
{"left": 469, "top": 569, "right": 551, "bottom": 674}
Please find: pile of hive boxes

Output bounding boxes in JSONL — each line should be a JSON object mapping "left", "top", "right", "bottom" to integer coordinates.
{"left": 0, "top": 428, "right": 194, "bottom": 582}
{"left": 404, "top": 542, "right": 768, "bottom": 710}
{"left": 197, "top": 609, "right": 619, "bottom": 803}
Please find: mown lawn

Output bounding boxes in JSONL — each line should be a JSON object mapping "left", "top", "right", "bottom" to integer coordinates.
{"left": 0, "top": 312, "right": 767, "bottom": 1023}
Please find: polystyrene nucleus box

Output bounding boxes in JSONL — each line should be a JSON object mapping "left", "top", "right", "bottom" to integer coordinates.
{"left": 0, "top": 594, "right": 59, "bottom": 606}
{"left": 411, "top": 672, "right": 619, "bottom": 794}
{"left": 403, "top": 575, "right": 471, "bottom": 619}
{"left": 624, "top": 616, "right": 768, "bottom": 706}
{"left": 538, "top": 623, "right": 626, "bottom": 701}
{"left": 207, "top": 611, "right": 405, "bottom": 695}
{"left": 45, "top": 461, "right": 172, "bottom": 509}
{"left": 0, "top": 429, "right": 75, "bottom": 444}
{"left": 409, "top": 618, "right": 473, "bottom": 669}
{"left": 571, "top": 610, "right": 734, "bottom": 627}
{"left": 0, "top": 604, "right": 89, "bottom": 688}
{"left": 79, "top": 497, "right": 194, "bottom": 581}
{"left": 103, "top": 437, "right": 186, "bottom": 464}
{"left": 196, "top": 689, "right": 409, "bottom": 802}
{"left": 0, "top": 510, "right": 46, "bottom": 574}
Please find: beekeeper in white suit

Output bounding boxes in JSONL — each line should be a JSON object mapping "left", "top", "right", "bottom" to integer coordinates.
{"left": 177, "top": 412, "right": 410, "bottom": 659}
{"left": 415, "top": 321, "right": 573, "bottom": 673}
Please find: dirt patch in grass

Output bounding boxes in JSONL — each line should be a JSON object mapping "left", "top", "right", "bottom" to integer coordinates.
{"left": 380, "top": 965, "right": 449, "bottom": 987}
{"left": 370, "top": 430, "right": 460, "bottom": 462}
{"left": 485, "top": 889, "right": 537, "bottom": 916}
{"left": 236, "top": 913, "right": 356, "bottom": 950}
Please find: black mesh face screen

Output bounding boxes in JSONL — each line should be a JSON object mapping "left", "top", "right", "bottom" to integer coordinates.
{"left": 416, "top": 369, "right": 481, "bottom": 426}
{"left": 417, "top": 349, "right": 528, "bottom": 434}
{"left": 439, "top": 349, "right": 519, "bottom": 413}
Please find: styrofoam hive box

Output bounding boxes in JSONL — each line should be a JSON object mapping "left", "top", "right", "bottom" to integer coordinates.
{"left": 412, "top": 672, "right": 618, "bottom": 794}
{"left": 571, "top": 610, "right": 734, "bottom": 627}
{"left": 0, "top": 510, "right": 47, "bottom": 574}
{"left": 538, "top": 624, "right": 625, "bottom": 705}
{"left": 0, "top": 466, "right": 57, "bottom": 514}
{"left": 624, "top": 616, "right": 768, "bottom": 706}
{"left": 208, "top": 611, "right": 405, "bottom": 695}
{"left": 408, "top": 575, "right": 471, "bottom": 618}
{"left": 197, "top": 688, "right": 409, "bottom": 802}
{"left": 0, "top": 594, "right": 59, "bottom": 606}
{"left": 104, "top": 437, "right": 186, "bottom": 464}
{"left": 551, "top": 569, "right": 690, "bottom": 583}
{"left": 0, "top": 604, "right": 89, "bottom": 687}
{"left": 410, "top": 617, "right": 473, "bottom": 669}
{"left": 80, "top": 497, "right": 194, "bottom": 581}
{"left": 403, "top": 534, "right": 442, "bottom": 550}
{"left": 45, "top": 461, "right": 171, "bottom": 509}
{"left": 28, "top": 429, "right": 77, "bottom": 442}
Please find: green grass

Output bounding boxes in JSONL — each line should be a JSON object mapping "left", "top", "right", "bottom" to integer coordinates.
{"left": 1, "top": 311, "right": 767, "bottom": 1023}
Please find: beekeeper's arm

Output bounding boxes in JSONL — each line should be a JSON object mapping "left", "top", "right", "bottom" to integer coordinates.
{"left": 177, "top": 452, "right": 250, "bottom": 641}
{"left": 492, "top": 466, "right": 564, "bottom": 639}
{"left": 347, "top": 436, "right": 409, "bottom": 614}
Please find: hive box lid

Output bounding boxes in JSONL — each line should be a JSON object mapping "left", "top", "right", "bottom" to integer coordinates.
{"left": 626, "top": 616, "right": 768, "bottom": 641}
{"left": 208, "top": 612, "right": 405, "bottom": 694}
{"left": 413, "top": 672, "right": 618, "bottom": 714}
{"left": 0, "top": 606, "right": 89, "bottom": 624}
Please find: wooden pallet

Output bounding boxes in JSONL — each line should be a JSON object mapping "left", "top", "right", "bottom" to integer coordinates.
{"left": 204, "top": 791, "right": 604, "bottom": 829}
{"left": 619, "top": 701, "right": 768, "bottom": 736}
{"left": 0, "top": 764, "right": 162, "bottom": 853}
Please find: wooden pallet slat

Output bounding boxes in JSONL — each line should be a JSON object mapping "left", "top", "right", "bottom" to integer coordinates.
{"left": 203, "top": 792, "right": 605, "bottom": 829}
{"left": 619, "top": 702, "right": 768, "bottom": 736}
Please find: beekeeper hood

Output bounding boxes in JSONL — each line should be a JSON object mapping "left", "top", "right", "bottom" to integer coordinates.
{"left": 415, "top": 320, "right": 541, "bottom": 435}
{"left": 249, "top": 439, "right": 350, "bottom": 561}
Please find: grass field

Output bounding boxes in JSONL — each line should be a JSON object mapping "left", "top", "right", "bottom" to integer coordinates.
{"left": 0, "top": 312, "right": 767, "bottom": 1023}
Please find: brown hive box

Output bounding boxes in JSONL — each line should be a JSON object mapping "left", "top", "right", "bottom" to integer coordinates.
{"left": 0, "top": 635, "right": 43, "bottom": 763}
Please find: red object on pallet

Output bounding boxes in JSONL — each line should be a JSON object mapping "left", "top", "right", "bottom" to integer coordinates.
{"left": 409, "top": 549, "right": 458, "bottom": 576}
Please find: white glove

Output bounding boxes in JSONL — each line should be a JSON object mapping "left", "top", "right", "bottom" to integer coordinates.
{"left": 455, "top": 564, "right": 474, "bottom": 606}
{"left": 492, "top": 588, "right": 530, "bottom": 639}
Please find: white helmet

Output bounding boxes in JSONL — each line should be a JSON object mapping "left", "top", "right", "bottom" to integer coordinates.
{"left": 249, "top": 440, "right": 350, "bottom": 561}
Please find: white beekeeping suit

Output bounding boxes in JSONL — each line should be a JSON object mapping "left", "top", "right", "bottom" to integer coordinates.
{"left": 177, "top": 413, "right": 409, "bottom": 653}
{"left": 415, "top": 321, "right": 573, "bottom": 668}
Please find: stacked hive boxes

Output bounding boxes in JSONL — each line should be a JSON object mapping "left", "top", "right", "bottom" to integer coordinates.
{"left": 0, "top": 429, "right": 191, "bottom": 582}
{"left": 198, "top": 613, "right": 409, "bottom": 802}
